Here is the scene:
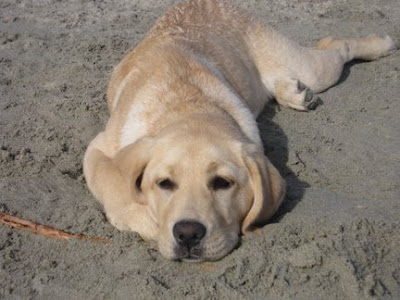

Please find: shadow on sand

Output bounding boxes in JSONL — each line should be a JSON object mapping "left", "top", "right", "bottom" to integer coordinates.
{"left": 257, "top": 102, "right": 309, "bottom": 224}
{"left": 256, "top": 59, "right": 366, "bottom": 224}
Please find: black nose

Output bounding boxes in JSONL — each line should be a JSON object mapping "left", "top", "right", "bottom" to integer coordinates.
{"left": 173, "top": 220, "right": 206, "bottom": 248}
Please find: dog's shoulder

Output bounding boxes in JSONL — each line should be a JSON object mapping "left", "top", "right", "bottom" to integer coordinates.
{"left": 147, "top": 0, "right": 252, "bottom": 38}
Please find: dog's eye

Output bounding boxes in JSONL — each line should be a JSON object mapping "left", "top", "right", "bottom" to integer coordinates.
{"left": 157, "top": 178, "right": 176, "bottom": 190}
{"left": 210, "top": 176, "right": 233, "bottom": 191}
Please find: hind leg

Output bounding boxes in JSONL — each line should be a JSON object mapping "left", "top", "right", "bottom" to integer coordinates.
{"left": 273, "top": 78, "right": 322, "bottom": 111}
{"left": 316, "top": 34, "right": 397, "bottom": 62}
{"left": 248, "top": 24, "right": 397, "bottom": 111}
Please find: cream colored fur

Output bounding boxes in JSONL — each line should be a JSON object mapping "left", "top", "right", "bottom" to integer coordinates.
{"left": 83, "top": 0, "right": 397, "bottom": 261}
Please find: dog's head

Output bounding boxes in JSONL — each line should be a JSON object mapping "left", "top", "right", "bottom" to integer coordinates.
{"left": 113, "top": 119, "right": 285, "bottom": 261}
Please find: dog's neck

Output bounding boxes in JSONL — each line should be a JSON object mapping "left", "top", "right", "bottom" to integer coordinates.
{"left": 156, "top": 112, "right": 252, "bottom": 144}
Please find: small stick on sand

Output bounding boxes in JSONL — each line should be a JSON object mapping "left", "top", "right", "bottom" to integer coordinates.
{"left": 0, "top": 212, "right": 111, "bottom": 245}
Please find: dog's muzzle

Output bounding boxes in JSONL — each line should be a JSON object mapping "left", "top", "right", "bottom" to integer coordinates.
{"left": 173, "top": 220, "right": 206, "bottom": 261}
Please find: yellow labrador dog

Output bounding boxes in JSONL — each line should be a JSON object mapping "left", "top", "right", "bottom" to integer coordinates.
{"left": 83, "top": 0, "right": 397, "bottom": 261}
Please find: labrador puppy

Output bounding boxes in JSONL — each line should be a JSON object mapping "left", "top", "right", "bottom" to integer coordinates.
{"left": 83, "top": 0, "right": 397, "bottom": 261}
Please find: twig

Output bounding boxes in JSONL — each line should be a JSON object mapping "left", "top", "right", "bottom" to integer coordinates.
{"left": 0, "top": 212, "right": 111, "bottom": 245}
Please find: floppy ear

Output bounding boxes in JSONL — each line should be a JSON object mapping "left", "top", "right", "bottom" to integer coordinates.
{"left": 112, "top": 137, "right": 155, "bottom": 205}
{"left": 241, "top": 144, "right": 286, "bottom": 233}
{"left": 84, "top": 134, "right": 154, "bottom": 206}
{"left": 83, "top": 133, "right": 157, "bottom": 239}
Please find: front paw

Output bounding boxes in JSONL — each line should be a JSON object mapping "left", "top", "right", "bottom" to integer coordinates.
{"left": 108, "top": 214, "right": 131, "bottom": 231}
{"left": 106, "top": 204, "right": 158, "bottom": 240}
{"left": 297, "top": 80, "right": 323, "bottom": 111}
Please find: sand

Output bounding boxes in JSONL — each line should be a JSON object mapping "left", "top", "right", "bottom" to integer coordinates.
{"left": 1, "top": 0, "right": 399, "bottom": 298}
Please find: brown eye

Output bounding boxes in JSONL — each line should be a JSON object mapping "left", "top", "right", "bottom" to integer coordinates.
{"left": 210, "top": 176, "right": 233, "bottom": 191}
{"left": 157, "top": 178, "right": 176, "bottom": 190}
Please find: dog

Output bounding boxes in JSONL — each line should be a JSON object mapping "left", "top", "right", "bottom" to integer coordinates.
{"left": 83, "top": 0, "right": 397, "bottom": 261}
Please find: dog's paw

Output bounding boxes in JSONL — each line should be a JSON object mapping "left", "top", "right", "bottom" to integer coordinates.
{"left": 108, "top": 214, "right": 130, "bottom": 231}
{"left": 275, "top": 78, "right": 322, "bottom": 111}
{"left": 106, "top": 204, "right": 159, "bottom": 240}
{"left": 297, "top": 81, "right": 323, "bottom": 111}
{"left": 381, "top": 35, "right": 398, "bottom": 56}
{"left": 364, "top": 34, "right": 398, "bottom": 60}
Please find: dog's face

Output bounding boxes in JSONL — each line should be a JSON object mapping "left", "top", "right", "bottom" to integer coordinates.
{"left": 114, "top": 123, "right": 285, "bottom": 261}
{"left": 144, "top": 135, "right": 252, "bottom": 261}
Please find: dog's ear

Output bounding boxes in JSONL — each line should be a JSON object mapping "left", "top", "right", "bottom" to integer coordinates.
{"left": 241, "top": 144, "right": 286, "bottom": 233}
{"left": 84, "top": 134, "right": 155, "bottom": 209}
{"left": 112, "top": 137, "right": 155, "bottom": 205}
{"left": 84, "top": 135, "right": 158, "bottom": 239}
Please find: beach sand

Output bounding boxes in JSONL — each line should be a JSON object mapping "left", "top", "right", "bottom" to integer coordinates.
{"left": 1, "top": 0, "right": 399, "bottom": 298}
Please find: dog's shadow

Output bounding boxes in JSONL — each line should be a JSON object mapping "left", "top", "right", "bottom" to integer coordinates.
{"left": 256, "top": 102, "right": 309, "bottom": 224}
{"left": 255, "top": 59, "right": 367, "bottom": 224}
{"left": 336, "top": 59, "right": 367, "bottom": 86}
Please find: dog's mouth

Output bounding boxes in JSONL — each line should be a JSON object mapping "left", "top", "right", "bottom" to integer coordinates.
{"left": 181, "top": 256, "right": 203, "bottom": 263}
{"left": 174, "top": 245, "right": 204, "bottom": 262}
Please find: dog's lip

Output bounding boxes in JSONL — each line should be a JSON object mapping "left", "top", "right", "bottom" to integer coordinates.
{"left": 175, "top": 251, "right": 203, "bottom": 260}
{"left": 180, "top": 256, "right": 204, "bottom": 263}
{"left": 173, "top": 246, "right": 204, "bottom": 262}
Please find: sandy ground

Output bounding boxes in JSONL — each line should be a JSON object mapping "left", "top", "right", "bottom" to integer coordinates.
{"left": 1, "top": 0, "right": 399, "bottom": 298}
